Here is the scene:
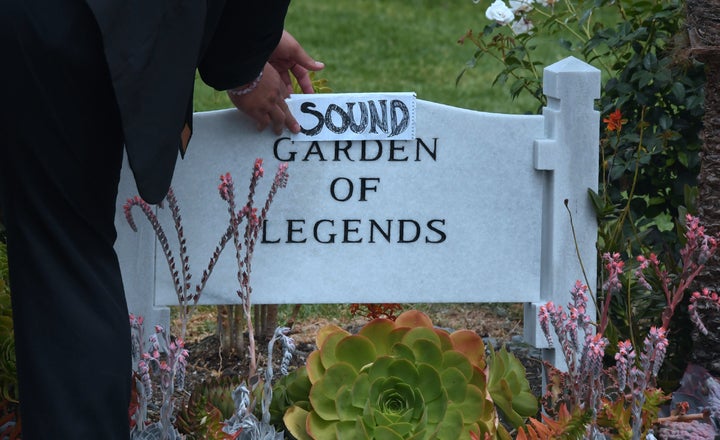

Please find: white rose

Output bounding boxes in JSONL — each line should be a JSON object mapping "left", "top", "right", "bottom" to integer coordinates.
{"left": 511, "top": 17, "right": 534, "bottom": 34}
{"left": 509, "top": 0, "right": 534, "bottom": 13}
{"left": 485, "top": 0, "right": 515, "bottom": 25}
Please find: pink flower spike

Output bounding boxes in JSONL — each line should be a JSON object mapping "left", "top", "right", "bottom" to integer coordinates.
{"left": 618, "top": 340, "right": 633, "bottom": 355}
{"left": 253, "top": 158, "right": 265, "bottom": 178}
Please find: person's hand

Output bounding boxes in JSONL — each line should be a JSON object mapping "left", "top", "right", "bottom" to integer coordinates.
{"left": 269, "top": 30, "right": 324, "bottom": 94}
{"left": 228, "top": 63, "right": 300, "bottom": 135}
{"left": 228, "top": 31, "right": 323, "bottom": 134}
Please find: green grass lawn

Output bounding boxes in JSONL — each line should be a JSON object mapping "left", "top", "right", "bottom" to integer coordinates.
{"left": 194, "top": 0, "right": 573, "bottom": 114}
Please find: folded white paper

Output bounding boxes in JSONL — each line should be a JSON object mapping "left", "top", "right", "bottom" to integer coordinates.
{"left": 287, "top": 92, "right": 416, "bottom": 141}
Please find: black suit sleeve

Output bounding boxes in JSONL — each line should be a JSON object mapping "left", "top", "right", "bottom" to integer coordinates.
{"left": 198, "top": 0, "right": 290, "bottom": 90}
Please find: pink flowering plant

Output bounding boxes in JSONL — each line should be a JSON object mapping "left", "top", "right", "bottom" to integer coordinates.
{"left": 125, "top": 187, "right": 234, "bottom": 340}
{"left": 533, "top": 214, "right": 719, "bottom": 438}
{"left": 217, "top": 158, "right": 289, "bottom": 380}
{"left": 124, "top": 159, "right": 292, "bottom": 439}
{"left": 689, "top": 288, "right": 720, "bottom": 338}
{"left": 129, "top": 314, "right": 189, "bottom": 440}
{"left": 538, "top": 282, "right": 669, "bottom": 439}
{"left": 597, "top": 214, "right": 719, "bottom": 387}
{"left": 635, "top": 215, "right": 718, "bottom": 332}
{"left": 214, "top": 159, "right": 294, "bottom": 439}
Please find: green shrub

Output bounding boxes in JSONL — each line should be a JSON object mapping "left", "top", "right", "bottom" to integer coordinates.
{"left": 0, "top": 241, "right": 17, "bottom": 403}
{"left": 459, "top": 0, "right": 705, "bottom": 386}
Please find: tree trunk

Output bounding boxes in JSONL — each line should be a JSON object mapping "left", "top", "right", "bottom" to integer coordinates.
{"left": 253, "top": 304, "right": 280, "bottom": 340}
{"left": 687, "top": 0, "right": 720, "bottom": 375}
{"left": 216, "top": 305, "right": 244, "bottom": 356}
{"left": 262, "top": 304, "right": 279, "bottom": 340}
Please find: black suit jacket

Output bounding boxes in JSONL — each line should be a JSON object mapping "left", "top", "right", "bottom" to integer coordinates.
{"left": 85, "top": 0, "right": 290, "bottom": 203}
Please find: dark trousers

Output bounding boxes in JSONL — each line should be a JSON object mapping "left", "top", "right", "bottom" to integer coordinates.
{"left": 0, "top": 0, "right": 131, "bottom": 438}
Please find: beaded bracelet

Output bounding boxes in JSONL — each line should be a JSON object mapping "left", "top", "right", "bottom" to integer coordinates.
{"left": 227, "top": 71, "right": 263, "bottom": 97}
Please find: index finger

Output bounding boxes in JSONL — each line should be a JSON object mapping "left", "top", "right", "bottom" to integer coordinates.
{"left": 292, "top": 65, "right": 314, "bottom": 94}
{"left": 283, "top": 100, "right": 301, "bottom": 134}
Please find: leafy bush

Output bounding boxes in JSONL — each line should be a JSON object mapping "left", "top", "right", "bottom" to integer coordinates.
{"left": 459, "top": 0, "right": 705, "bottom": 386}
{"left": 462, "top": 0, "right": 704, "bottom": 249}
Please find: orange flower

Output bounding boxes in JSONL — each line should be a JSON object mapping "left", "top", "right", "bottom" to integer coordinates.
{"left": 603, "top": 109, "right": 628, "bottom": 132}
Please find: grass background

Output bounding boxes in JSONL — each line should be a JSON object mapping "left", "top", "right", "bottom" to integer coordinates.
{"left": 194, "top": 0, "right": 573, "bottom": 114}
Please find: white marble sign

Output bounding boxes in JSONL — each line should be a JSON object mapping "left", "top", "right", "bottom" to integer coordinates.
{"left": 115, "top": 57, "right": 601, "bottom": 359}
{"left": 148, "top": 102, "right": 545, "bottom": 306}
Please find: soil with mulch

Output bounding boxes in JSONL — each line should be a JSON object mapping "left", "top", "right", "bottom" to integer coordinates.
{"left": 163, "top": 303, "right": 545, "bottom": 433}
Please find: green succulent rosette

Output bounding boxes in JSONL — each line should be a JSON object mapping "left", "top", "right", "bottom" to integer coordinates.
{"left": 486, "top": 345, "right": 538, "bottom": 428}
{"left": 283, "top": 310, "right": 510, "bottom": 440}
{"left": 270, "top": 366, "right": 312, "bottom": 427}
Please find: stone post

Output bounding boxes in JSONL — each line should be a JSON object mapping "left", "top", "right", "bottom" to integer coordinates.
{"left": 525, "top": 56, "right": 601, "bottom": 369}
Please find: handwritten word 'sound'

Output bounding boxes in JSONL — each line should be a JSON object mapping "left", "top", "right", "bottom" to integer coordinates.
{"left": 300, "top": 99, "right": 409, "bottom": 137}
{"left": 287, "top": 92, "right": 416, "bottom": 141}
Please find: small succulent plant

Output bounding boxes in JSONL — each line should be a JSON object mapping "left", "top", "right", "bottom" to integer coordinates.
{"left": 516, "top": 404, "right": 591, "bottom": 440}
{"left": 269, "top": 367, "right": 312, "bottom": 429}
{"left": 487, "top": 345, "right": 538, "bottom": 427}
{"left": 177, "top": 375, "right": 242, "bottom": 439}
{"left": 280, "top": 310, "right": 536, "bottom": 439}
